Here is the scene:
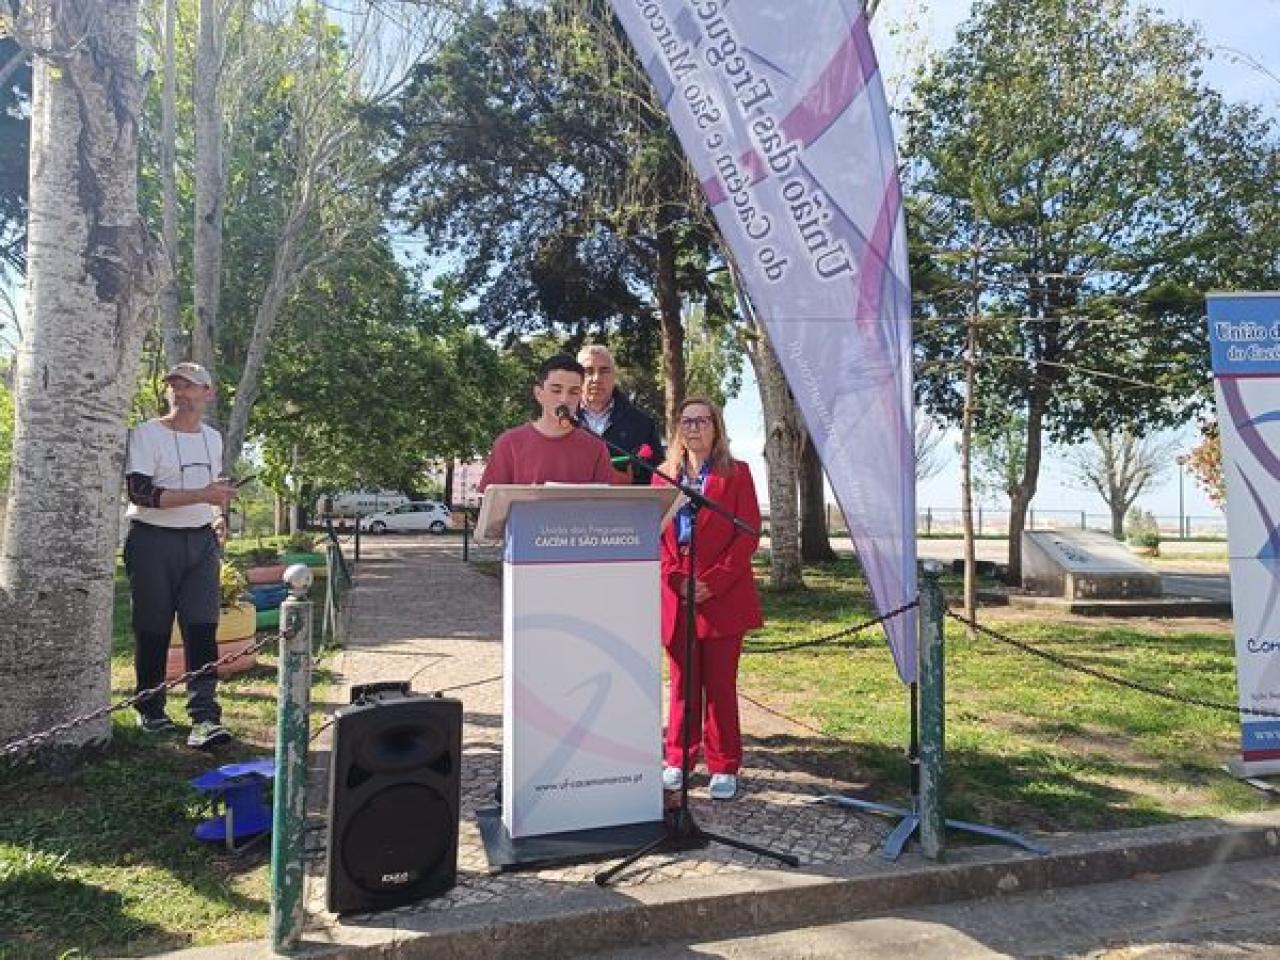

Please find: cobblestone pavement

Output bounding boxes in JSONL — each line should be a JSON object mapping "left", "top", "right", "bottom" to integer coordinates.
{"left": 304, "top": 534, "right": 888, "bottom": 931}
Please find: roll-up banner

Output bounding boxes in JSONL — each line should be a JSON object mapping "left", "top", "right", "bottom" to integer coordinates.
{"left": 1207, "top": 292, "right": 1280, "bottom": 776}
{"left": 610, "top": 0, "right": 918, "bottom": 681}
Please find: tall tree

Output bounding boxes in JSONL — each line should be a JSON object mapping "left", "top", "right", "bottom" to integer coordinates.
{"left": 735, "top": 282, "right": 804, "bottom": 590}
{"left": 1, "top": 0, "right": 159, "bottom": 752}
{"left": 381, "top": 0, "right": 725, "bottom": 428}
{"left": 1069, "top": 427, "right": 1178, "bottom": 539}
{"left": 254, "top": 258, "right": 524, "bottom": 495}
{"left": 191, "top": 0, "right": 225, "bottom": 377}
{"left": 908, "top": 0, "right": 1280, "bottom": 582}
{"left": 799, "top": 435, "right": 836, "bottom": 563}
{"left": 158, "top": 0, "right": 182, "bottom": 365}
{"left": 1181, "top": 418, "right": 1225, "bottom": 508}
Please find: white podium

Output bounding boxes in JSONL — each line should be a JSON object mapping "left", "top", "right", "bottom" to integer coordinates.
{"left": 474, "top": 483, "right": 679, "bottom": 870}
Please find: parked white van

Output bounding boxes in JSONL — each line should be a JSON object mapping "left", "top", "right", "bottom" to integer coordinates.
{"left": 315, "top": 490, "right": 409, "bottom": 519}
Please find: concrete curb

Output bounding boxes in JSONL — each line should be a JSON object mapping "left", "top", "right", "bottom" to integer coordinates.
{"left": 167, "top": 812, "right": 1280, "bottom": 959}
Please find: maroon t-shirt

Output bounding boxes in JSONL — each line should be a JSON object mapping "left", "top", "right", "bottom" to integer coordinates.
{"left": 478, "top": 423, "right": 616, "bottom": 490}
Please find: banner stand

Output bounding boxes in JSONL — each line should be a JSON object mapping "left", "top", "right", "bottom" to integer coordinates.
{"left": 1207, "top": 292, "right": 1280, "bottom": 781}
{"left": 816, "top": 566, "right": 1047, "bottom": 861}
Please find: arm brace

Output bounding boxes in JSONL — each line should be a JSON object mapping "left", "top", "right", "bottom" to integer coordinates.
{"left": 127, "top": 473, "right": 165, "bottom": 508}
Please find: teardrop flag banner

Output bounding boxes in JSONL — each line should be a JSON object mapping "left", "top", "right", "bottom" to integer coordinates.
{"left": 610, "top": 0, "right": 918, "bottom": 681}
{"left": 1208, "top": 291, "right": 1280, "bottom": 776}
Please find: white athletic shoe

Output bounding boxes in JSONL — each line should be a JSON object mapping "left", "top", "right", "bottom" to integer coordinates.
{"left": 187, "top": 720, "right": 232, "bottom": 749}
{"left": 661, "top": 765, "right": 683, "bottom": 791}
{"left": 708, "top": 773, "right": 738, "bottom": 800}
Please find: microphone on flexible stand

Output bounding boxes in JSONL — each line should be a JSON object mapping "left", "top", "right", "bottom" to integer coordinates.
{"left": 554, "top": 404, "right": 579, "bottom": 430}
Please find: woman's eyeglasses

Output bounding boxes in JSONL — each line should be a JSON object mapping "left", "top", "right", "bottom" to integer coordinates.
{"left": 679, "top": 416, "right": 712, "bottom": 432}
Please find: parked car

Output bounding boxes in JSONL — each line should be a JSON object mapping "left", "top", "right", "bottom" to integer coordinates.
{"left": 359, "top": 501, "right": 453, "bottom": 534}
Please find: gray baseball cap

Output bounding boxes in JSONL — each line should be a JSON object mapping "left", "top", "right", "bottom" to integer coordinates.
{"left": 164, "top": 362, "right": 213, "bottom": 388}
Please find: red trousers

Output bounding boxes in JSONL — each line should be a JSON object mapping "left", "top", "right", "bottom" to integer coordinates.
{"left": 663, "top": 629, "right": 744, "bottom": 775}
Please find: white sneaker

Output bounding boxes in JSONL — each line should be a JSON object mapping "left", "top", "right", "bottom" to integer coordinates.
{"left": 708, "top": 773, "right": 738, "bottom": 800}
{"left": 661, "top": 765, "right": 683, "bottom": 791}
{"left": 187, "top": 720, "right": 232, "bottom": 749}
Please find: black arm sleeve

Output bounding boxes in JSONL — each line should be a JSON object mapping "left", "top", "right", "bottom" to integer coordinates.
{"left": 127, "top": 473, "right": 165, "bottom": 508}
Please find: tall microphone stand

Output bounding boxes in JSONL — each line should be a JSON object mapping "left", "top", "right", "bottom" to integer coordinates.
{"left": 559, "top": 409, "right": 798, "bottom": 885}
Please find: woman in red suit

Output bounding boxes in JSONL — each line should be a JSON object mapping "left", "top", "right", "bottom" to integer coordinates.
{"left": 655, "top": 397, "right": 762, "bottom": 800}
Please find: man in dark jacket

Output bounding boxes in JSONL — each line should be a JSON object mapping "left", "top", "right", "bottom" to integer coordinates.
{"left": 576, "top": 344, "right": 665, "bottom": 484}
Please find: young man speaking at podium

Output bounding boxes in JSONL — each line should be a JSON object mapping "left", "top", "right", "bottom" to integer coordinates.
{"left": 478, "top": 354, "right": 617, "bottom": 490}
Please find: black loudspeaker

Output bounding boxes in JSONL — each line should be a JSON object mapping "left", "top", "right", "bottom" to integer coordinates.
{"left": 326, "top": 685, "right": 462, "bottom": 914}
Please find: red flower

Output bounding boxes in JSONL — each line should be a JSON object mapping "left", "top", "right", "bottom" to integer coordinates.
{"left": 637, "top": 444, "right": 654, "bottom": 460}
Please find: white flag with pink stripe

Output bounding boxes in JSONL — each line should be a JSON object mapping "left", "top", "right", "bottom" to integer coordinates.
{"left": 611, "top": 0, "right": 918, "bottom": 680}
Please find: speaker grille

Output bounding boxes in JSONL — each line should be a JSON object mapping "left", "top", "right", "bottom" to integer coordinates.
{"left": 341, "top": 783, "right": 454, "bottom": 895}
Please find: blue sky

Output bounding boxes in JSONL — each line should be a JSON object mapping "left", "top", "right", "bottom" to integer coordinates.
{"left": 3, "top": 1, "right": 1275, "bottom": 522}
{"left": 723, "top": 0, "right": 1279, "bottom": 524}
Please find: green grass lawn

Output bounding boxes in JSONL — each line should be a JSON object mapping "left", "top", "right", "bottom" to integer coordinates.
{"left": 1, "top": 550, "right": 1264, "bottom": 957}
{"left": 0, "top": 551, "right": 337, "bottom": 959}
{"left": 742, "top": 559, "right": 1268, "bottom": 834}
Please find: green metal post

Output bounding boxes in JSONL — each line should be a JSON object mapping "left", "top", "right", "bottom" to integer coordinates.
{"left": 354, "top": 513, "right": 361, "bottom": 563}
{"left": 270, "top": 567, "right": 313, "bottom": 954}
{"left": 918, "top": 561, "right": 946, "bottom": 860}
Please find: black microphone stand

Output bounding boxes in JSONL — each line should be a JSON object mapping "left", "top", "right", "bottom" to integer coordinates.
{"left": 564, "top": 412, "right": 798, "bottom": 885}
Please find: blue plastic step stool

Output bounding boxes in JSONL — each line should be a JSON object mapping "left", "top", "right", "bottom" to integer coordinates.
{"left": 190, "top": 758, "right": 275, "bottom": 851}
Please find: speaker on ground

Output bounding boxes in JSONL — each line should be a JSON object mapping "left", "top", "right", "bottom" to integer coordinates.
{"left": 325, "top": 686, "right": 462, "bottom": 914}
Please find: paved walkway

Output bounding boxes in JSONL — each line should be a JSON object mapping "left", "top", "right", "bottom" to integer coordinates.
{"left": 304, "top": 534, "right": 890, "bottom": 931}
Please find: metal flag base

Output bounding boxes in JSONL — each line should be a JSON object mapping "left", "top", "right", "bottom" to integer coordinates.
{"left": 812, "top": 794, "right": 1048, "bottom": 861}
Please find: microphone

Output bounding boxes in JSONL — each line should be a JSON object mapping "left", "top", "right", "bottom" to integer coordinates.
{"left": 554, "top": 404, "right": 579, "bottom": 429}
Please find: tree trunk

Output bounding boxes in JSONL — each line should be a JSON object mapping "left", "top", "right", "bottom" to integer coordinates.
{"left": 221, "top": 204, "right": 309, "bottom": 470}
{"left": 799, "top": 432, "right": 836, "bottom": 562}
{"left": 0, "top": 0, "right": 155, "bottom": 752}
{"left": 732, "top": 272, "right": 802, "bottom": 589}
{"left": 192, "top": 0, "right": 224, "bottom": 381}
{"left": 1110, "top": 504, "right": 1125, "bottom": 540}
{"left": 159, "top": 0, "right": 182, "bottom": 366}
{"left": 443, "top": 461, "right": 455, "bottom": 510}
{"left": 961, "top": 248, "right": 980, "bottom": 625}
{"left": 654, "top": 211, "right": 685, "bottom": 429}
{"left": 1006, "top": 387, "right": 1049, "bottom": 585}
{"left": 755, "top": 340, "right": 804, "bottom": 590}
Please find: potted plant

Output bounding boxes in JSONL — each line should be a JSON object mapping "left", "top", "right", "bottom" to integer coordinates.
{"left": 1125, "top": 508, "right": 1161, "bottom": 558}
{"left": 244, "top": 542, "right": 287, "bottom": 585}
{"left": 281, "top": 530, "right": 326, "bottom": 569}
{"left": 166, "top": 563, "right": 259, "bottom": 680}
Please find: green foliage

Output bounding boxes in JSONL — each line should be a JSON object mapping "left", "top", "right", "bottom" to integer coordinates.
{"left": 909, "top": 0, "right": 1280, "bottom": 442}
{"left": 253, "top": 254, "right": 525, "bottom": 493}
{"left": 217, "top": 561, "right": 249, "bottom": 609}
{"left": 681, "top": 302, "right": 744, "bottom": 410}
{"left": 241, "top": 545, "right": 281, "bottom": 567}
{"left": 284, "top": 531, "right": 315, "bottom": 554}
{"left": 1125, "top": 507, "right": 1161, "bottom": 548}
{"left": 379, "top": 0, "right": 733, "bottom": 388}
{"left": 971, "top": 407, "right": 1027, "bottom": 502}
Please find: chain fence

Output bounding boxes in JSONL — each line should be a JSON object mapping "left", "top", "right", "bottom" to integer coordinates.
{"left": 0, "top": 627, "right": 284, "bottom": 764}
{"left": 743, "top": 599, "right": 919, "bottom": 655}
{"left": 946, "top": 610, "right": 1280, "bottom": 721}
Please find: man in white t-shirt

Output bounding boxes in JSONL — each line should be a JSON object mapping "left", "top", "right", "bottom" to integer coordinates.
{"left": 124, "top": 362, "right": 237, "bottom": 748}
